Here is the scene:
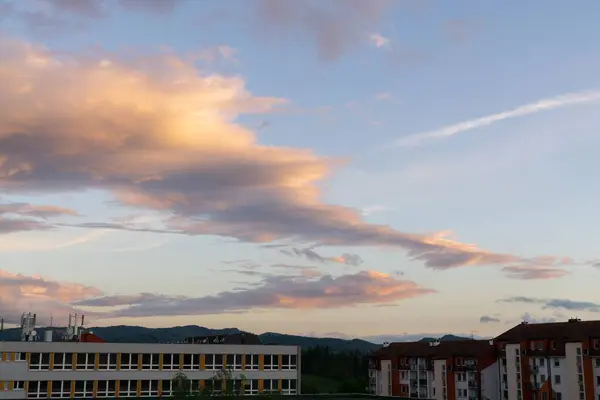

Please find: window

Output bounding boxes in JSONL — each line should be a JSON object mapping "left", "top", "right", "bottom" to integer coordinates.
{"left": 577, "top": 348, "right": 582, "bottom": 355}
{"left": 596, "top": 376, "right": 600, "bottom": 386}
{"left": 530, "top": 342, "right": 535, "bottom": 350}
{"left": 457, "top": 372, "right": 466, "bottom": 381}
{"left": 245, "top": 354, "right": 259, "bottom": 370}
{"left": 26, "top": 381, "right": 48, "bottom": 399}
{"left": 119, "top": 380, "right": 137, "bottom": 397}
{"left": 537, "top": 342, "right": 543, "bottom": 350}
{"left": 282, "top": 354, "right": 297, "bottom": 370}
{"left": 140, "top": 380, "right": 158, "bottom": 397}
{"left": 98, "top": 353, "right": 117, "bottom": 370}
{"left": 541, "top": 374, "right": 546, "bottom": 382}
{"left": 542, "top": 393, "right": 547, "bottom": 400}
{"left": 73, "top": 381, "right": 93, "bottom": 398}
{"left": 50, "top": 380, "right": 71, "bottom": 398}
{"left": 205, "top": 354, "right": 223, "bottom": 370}
{"left": 539, "top": 358, "right": 545, "bottom": 367}
{"left": 163, "top": 353, "right": 181, "bottom": 370}
{"left": 457, "top": 388, "right": 467, "bottom": 397}
{"left": 182, "top": 353, "right": 199, "bottom": 370}
{"left": 595, "top": 358, "right": 600, "bottom": 368}
{"left": 263, "top": 379, "right": 279, "bottom": 394}
{"left": 226, "top": 354, "right": 242, "bottom": 371}
{"left": 75, "top": 353, "right": 95, "bottom": 370}
{"left": 96, "top": 380, "right": 116, "bottom": 397}
{"left": 281, "top": 379, "right": 297, "bottom": 395}
{"left": 28, "top": 353, "right": 50, "bottom": 370}
{"left": 14, "top": 381, "right": 25, "bottom": 391}
{"left": 161, "top": 380, "right": 173, "bottom": 396}
{"left": 52, "top": 353, "right": 73, "bottom": 370}
{"left": 551, "top": 341, "right": 556, "bottom": 350}
{"left": 554, "top": 359, "right": 560, "bottom": 367}
{"left": 204, "top": 379, "right": 217, "bottom": 394}
{"left": 141, "top": 353, "right": 160, "bottom": 370}
{"left": 120, "top": 353, "right": 139, "bottom": 370}
{"left": 263, "top": 354, "right": 278, "bottom": 370}
{"left": 556, "top": 393, "right": 562, "bottom": 400}
{"left": 555, "top": 375, "right": 561, "bottom": 384}
{"left": 15, "top": 353, "right": 26, "bottom": 361}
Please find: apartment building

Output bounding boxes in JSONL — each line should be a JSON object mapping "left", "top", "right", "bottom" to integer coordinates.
{"left": 0, "top": 315, "right": 301, "bottom": 399}
{"left": 369, "top": 339, "right": 497, "bottom": 400}
{"left": 495, "top": 318, "right": 600, "bottom": 400}
{"left": 369, "top": 318, "right": 600, "bottom": 400}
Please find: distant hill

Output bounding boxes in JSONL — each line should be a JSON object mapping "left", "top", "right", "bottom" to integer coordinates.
{"left": 419, "top": 334, "right": 471, "bottom": 342}
{"left": 0, "top": 326, "right": 465, "bottom": 352}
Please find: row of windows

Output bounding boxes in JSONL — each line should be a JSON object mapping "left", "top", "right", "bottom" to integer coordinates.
{"left": 26, "top": 352, "right": 297, "bottom": 371}
{"left": 23, "top": 379, "right": 297, "bottom": 398}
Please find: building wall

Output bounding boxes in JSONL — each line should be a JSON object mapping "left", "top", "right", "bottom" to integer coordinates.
{"left": 481, "top": 361, "right": 499, "bottom": 400}
{"left": 506, "top": 344, "right": 520, "bottom": 400}
{"left": 380, "top": 360, "right": 391, "bottom": 396}
{"left": 433, "top": 360, "right": 445, "bottom": 400}
{"left": 593, "top": 357, "right": 600, "bottom": 400}
{"left": 0, "top": 341, "right": 300, "bottom": 399}
{"left": 565, "top": 342, "right": 583, "bottom": 400}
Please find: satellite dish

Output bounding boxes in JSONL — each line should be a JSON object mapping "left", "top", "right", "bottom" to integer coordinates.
{"left": 31, "top": 330, "right": 37, "bottom": 336}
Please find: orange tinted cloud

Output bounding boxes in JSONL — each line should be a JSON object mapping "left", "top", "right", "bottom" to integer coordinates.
{"left": 0, "top": 269, "right": 103, "bottom": 323}
{"left": 0, "top": 37, "right": 580, "bottom": 279}
{"left": 75, "top": 270, "right": 435, "bottom": 318}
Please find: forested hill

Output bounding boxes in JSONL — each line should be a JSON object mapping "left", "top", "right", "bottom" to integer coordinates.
{"left": 0, "top": 325, "right": 467, "bottom": 353}
{"left": 0, "top": 325, "right": 379, "bottom": 352}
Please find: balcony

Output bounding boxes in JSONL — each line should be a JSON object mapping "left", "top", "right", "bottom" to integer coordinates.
{"left": 468, "top": 380, "right": 477, "bottom": 388}
{"left": 418, "top": 379, "right": 427, "bottom": 386}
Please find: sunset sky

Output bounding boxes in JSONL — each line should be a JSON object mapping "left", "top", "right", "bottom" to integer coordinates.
{"left": 1, "top": 0, "right": 599, "bottom": 342}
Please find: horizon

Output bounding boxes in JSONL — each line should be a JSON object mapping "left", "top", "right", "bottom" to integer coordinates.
{"left": 1, "top": 0, "right": 599, "bottom": 339}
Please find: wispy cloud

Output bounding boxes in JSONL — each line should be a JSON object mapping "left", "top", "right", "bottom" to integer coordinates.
{"left": 395, "top": 90, "right": 600, "bottom": 147}
{"left": 252, "top": 0, "right": 391, "bottom": 61}
{"left": 374, "top": 92, "right": 393, "bottom": 101}
{"left": 280, "top": 246, "right": 364, "bottom": 266}
{"left": 74, "top": 270, "right": 435, "bottom": 318}
{"left": 369, "top": 33, "right": 390, "bottom": 49}
{"left": 479, "top": 315, "right": 500, "bottom": 323}
{"left": 499, "top": 296, "right": 600, "bottom": 313}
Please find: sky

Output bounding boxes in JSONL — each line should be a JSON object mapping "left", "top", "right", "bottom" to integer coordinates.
{"left": 1, "top": 0, "right": 599, "bottom": 343}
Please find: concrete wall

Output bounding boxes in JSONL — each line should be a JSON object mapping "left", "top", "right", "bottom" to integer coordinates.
{"left": 480, "top": 361, "right": 499, "bottom": 400}
{"left": 0, "top": 341, "right": 298, "bottom": 355}
{"left": 505, "top": 344, "right": 520, "bottom": 400}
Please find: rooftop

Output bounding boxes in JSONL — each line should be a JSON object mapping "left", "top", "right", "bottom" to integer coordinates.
{"left": 494, "top": 319, "right": 600, "bottom": 342}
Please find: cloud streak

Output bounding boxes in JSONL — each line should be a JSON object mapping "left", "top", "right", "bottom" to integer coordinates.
{"left": 479, "top": 315, "right": 500, "bottom": 323}
{"left": 395, "top": 90, "right": 600, "bottom": 147}
{"left": 499, "top": 296, "right": 600, "bottom": 313}
{"left": 74, "top": 270, "right": 434, "bottom": 318}
{"left": 280, "top": 246, "right": 364, "bottom": 266}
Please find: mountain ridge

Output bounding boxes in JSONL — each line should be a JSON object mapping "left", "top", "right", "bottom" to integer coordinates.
{"left": 0, "top": 325, "right": 469, "bottom": 352}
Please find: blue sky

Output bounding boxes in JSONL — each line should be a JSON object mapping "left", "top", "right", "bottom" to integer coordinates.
{"left": 0, "top": 0, "right": 599, "bottom": 341}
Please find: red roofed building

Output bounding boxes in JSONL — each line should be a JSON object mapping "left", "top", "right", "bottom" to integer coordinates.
{"left": 369, "top": 318, "right": 600, "bottom": 400}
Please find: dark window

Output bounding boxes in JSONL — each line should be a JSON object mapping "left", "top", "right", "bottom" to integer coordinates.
{"left": 215, "top": 354, "right": 223, "bottom": 365}
{"left": 183, "top": 354, "right": 192, "bottom": 365}
{"left": 227, "top": 354, "right": 234, "bottom": 365}
{"left": 282, "top": 380, "right": 289, "bottom": 390}
{"left": 142, "top": 354, "right": 151, "bottom": 364}
{"left": 98, "top": 353, "right": 108, "bottom": 365}
{"left": 30, "top": 353, "right": 41, "bottom": 364}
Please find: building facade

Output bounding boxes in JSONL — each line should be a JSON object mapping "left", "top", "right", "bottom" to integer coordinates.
{"left": 369, "top": 319, "right": 600, "bottom": 400}
{"left": 0, "top": 334, "right": 301, "bottom": 399}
